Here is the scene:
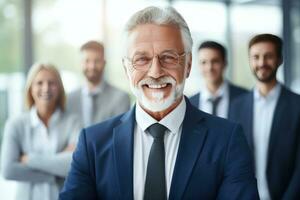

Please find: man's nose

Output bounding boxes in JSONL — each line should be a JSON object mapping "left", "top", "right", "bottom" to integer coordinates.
{"left": 207, "top": 62, "right": 214, "bottom": 71}
{"left": 90, "top": 62, "right": 97, "bottom": 69}
{"left": 258, "top": 57, "right": 266, "bottom": 66}
{"left": 147, "top": 56, "right": 165, "bottom": 79}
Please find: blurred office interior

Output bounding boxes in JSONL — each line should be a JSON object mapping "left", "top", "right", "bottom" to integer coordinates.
{"left": 0, "top": 0, "right": 299, "bottom": 199}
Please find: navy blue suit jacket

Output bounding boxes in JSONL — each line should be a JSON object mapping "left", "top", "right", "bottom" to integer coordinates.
{"left": 60, "top": 98, "right": 259, "bottom": 200}
{"left": 189, "top": 83, "right": 248, "bottom": 117}
{"left": 229, "top": 86, "right": 300, "bottom": 200}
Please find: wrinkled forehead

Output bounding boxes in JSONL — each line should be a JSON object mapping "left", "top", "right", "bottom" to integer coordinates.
{"left": 125, "top": 24, "right": 185, "bottom": 57}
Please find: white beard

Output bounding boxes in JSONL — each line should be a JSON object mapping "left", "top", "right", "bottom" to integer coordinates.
{"left": 129, "top": 76, "right": 185, "bottom": 112}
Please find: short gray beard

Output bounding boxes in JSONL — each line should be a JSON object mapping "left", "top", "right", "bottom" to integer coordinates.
{"left": 129, "top": 76, "right": 185, "bottom": 112}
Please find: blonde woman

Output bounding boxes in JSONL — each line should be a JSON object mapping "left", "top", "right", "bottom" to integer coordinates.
{"left": 1, "top": 63, "right": 81, "bottom": 200}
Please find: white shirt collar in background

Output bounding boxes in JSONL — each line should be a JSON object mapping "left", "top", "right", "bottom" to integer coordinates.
{"left": 200, "top": 80, "right": 229, "bottom": 118}
{"left": 82, "top": 80, "right": 105, "bottom": 96}
{"left": 202, "top": 80, "right": 228, "bottom": 101}
{"left": 254, "top": 82, "right": 281, "bottom": 101}
{"left": 30, "top": 106, "right": 61, "bottom": 128}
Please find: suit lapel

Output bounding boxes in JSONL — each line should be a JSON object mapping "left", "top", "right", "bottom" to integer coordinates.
{"left": 267, "top": 87, "right": 287, "bottom": 172}
{"left": 244, "top": 92, "right": 254, "bottom": 151}
{"left": 228, "top": 84, "right": 237, "bottom": 111}
{"left": 113, "top": 107, "right": 135, "bottom": 200}
{"left": 169, "top": 101, "right": 207, "bottom": 200}
{"left": 75, "top": 89, "right": 83, "bottom": 122}
{"left": 191, "top": 93, "right": 200, "bottom": 108}
{"left": 197, "top": 93, "right": 201, "bottom": 107}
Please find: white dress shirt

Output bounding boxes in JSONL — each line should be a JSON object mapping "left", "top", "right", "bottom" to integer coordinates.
{"left": 253, "top": 83, "right": 281, "bottom": 200}
{"left": 133, "top": 98, "right": 186, "bottom": 200}
{"left": 1, "top": 106, "right": 81, "bottom": 200}
{"left": 30, "top": 107, "right": 62, "bottom": 200}
{"left": 81, "top": 82, "right": 104, "bottom": 127}
{"left": 199, "top": 81, "right": 229, "bottom": 118}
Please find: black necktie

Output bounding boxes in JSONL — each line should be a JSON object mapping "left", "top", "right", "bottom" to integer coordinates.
{"left": 209, "top": 96, "right": 222, "bottom": 116}
{"left": 144, "top": 123, "right": 168, "bottom": 200}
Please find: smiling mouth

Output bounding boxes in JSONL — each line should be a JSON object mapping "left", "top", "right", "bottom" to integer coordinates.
{"left": 38, "top": 94, "right": 53, "bottom": 100}
{"left": 144, "top": 83, "right": 171, "bottom": 89}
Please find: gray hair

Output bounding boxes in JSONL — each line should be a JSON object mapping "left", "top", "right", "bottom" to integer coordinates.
{"left": 123, "top": 6, "right": 193, "bottom": 54}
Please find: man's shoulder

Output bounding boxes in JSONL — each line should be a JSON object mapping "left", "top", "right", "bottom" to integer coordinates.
{"left": 186, "top": 100, "right": 240, "bottom": 135}
{"left": 279, "top": 86, "right": 300, "bottom": 114}
{"left": 228, "top": 82, "right": 249, "bottom": 96}
{"left": 187, "top": 106, "right": 245, "bottom": 152}
{"left": 231, "top": 89, "right": 252, "bottom": 105}
{"left": 188, "top": 92, "right": 200, "bottom": 107}
{"left": 189, "top": 92, "right": 200, "bottom": 99}
{"left": 200, "top": 110, "right": 239, "bottom": 132}
{"left": 104, "top": 82, "right": 129, "bottom": 97}
{"left": 281, "top": 86, "right": 300, "bottom": 101}
{"left": 105, "top": 82, "right": 126, "bottom": 94}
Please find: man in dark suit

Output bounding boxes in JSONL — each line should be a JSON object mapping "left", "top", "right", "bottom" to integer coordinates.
{"left": 190, "top": 41, "right": 247, "bottom": 118}
{"left": 60, "top": 6, "right": 259, "bottom": 200}
{"left": 230, "top": 33, "right": 300, "bottom": 200}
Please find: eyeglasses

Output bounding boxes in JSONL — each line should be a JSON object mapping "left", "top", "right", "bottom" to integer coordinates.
{"left": 124, "top": 51, "right": 187, "bottom": 71}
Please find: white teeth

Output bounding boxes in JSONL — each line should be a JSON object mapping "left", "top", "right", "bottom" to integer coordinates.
{"left": 148, "top": 84, "right": 167, "bottom": 89}
{"left": 39, "top": 94, "right": 52, "bottom": 100}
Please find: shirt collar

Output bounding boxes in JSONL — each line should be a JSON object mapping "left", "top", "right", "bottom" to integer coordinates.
{"left": 82, "top": 81, "right": 105, "bottom": 96}
{"left": 202, "top": 80, "right": 228, "bottom": 101}
{"left": 30, "top": 106, "right": 61, "bottom": 128}
{"left": 254, "top": 82, "right": 281, "bottom": 101}
{"left": 135, "top": 97, "right": 186, "bottom": 135}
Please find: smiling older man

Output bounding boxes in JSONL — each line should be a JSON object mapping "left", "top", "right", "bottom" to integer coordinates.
{"left": 60, "top": 6, "right": 259, "bottom": 200}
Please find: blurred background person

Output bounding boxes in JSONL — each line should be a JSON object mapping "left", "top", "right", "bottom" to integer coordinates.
{"left": 1, "top": 63, "right": 81, "bottom": 200}
{"left": 67, "top": 41, "right": 131, "bottom": 127}
{"left": 230, "top": 34, "right": 300, "bottom": 200}
{"left": 190, "top": 41, "right": 248, "bottom": 118}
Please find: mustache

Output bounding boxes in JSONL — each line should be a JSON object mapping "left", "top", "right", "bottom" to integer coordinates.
{"left": 256, "top": 65, "right": 272, "bottom": 70}
{"left": 138, "top": 76, "right": 176, "bottom": 87}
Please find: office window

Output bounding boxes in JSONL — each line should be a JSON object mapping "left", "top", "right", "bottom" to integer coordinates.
{"left": 0, "top": 0, "right": 22, "bottom": 73}
{"left": 290, "top": 0, "right": 300, "bottom": 93}
{"left": 173, "top": 1, "right": 227, "bottom": 95}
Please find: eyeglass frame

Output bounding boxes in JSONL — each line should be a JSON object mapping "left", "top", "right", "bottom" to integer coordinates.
{"left": 123, "top": 51, "right": 189, "bottom": 71}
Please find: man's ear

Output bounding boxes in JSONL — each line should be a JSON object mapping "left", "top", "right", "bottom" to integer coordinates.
{"left": 186, "top": 53, "right": 192, "bottom": 78}
{"left": 122, "top": 59, "right": 130, "bottom": 79}
{"left": 101, "top": 60, "right": 106, "bottom": 71}
{"left": 278, "top": 56, "right": 283, "bottom": 66}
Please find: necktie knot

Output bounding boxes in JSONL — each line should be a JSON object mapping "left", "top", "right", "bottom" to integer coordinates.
{"left": 89, "top": 92, "right": 98, "bottom": 99}
{"left": 208, "top": 96, "right": 222, "bottom": 105}
{"left": 147, "top": 123, "right": 168, "bottom": 139}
